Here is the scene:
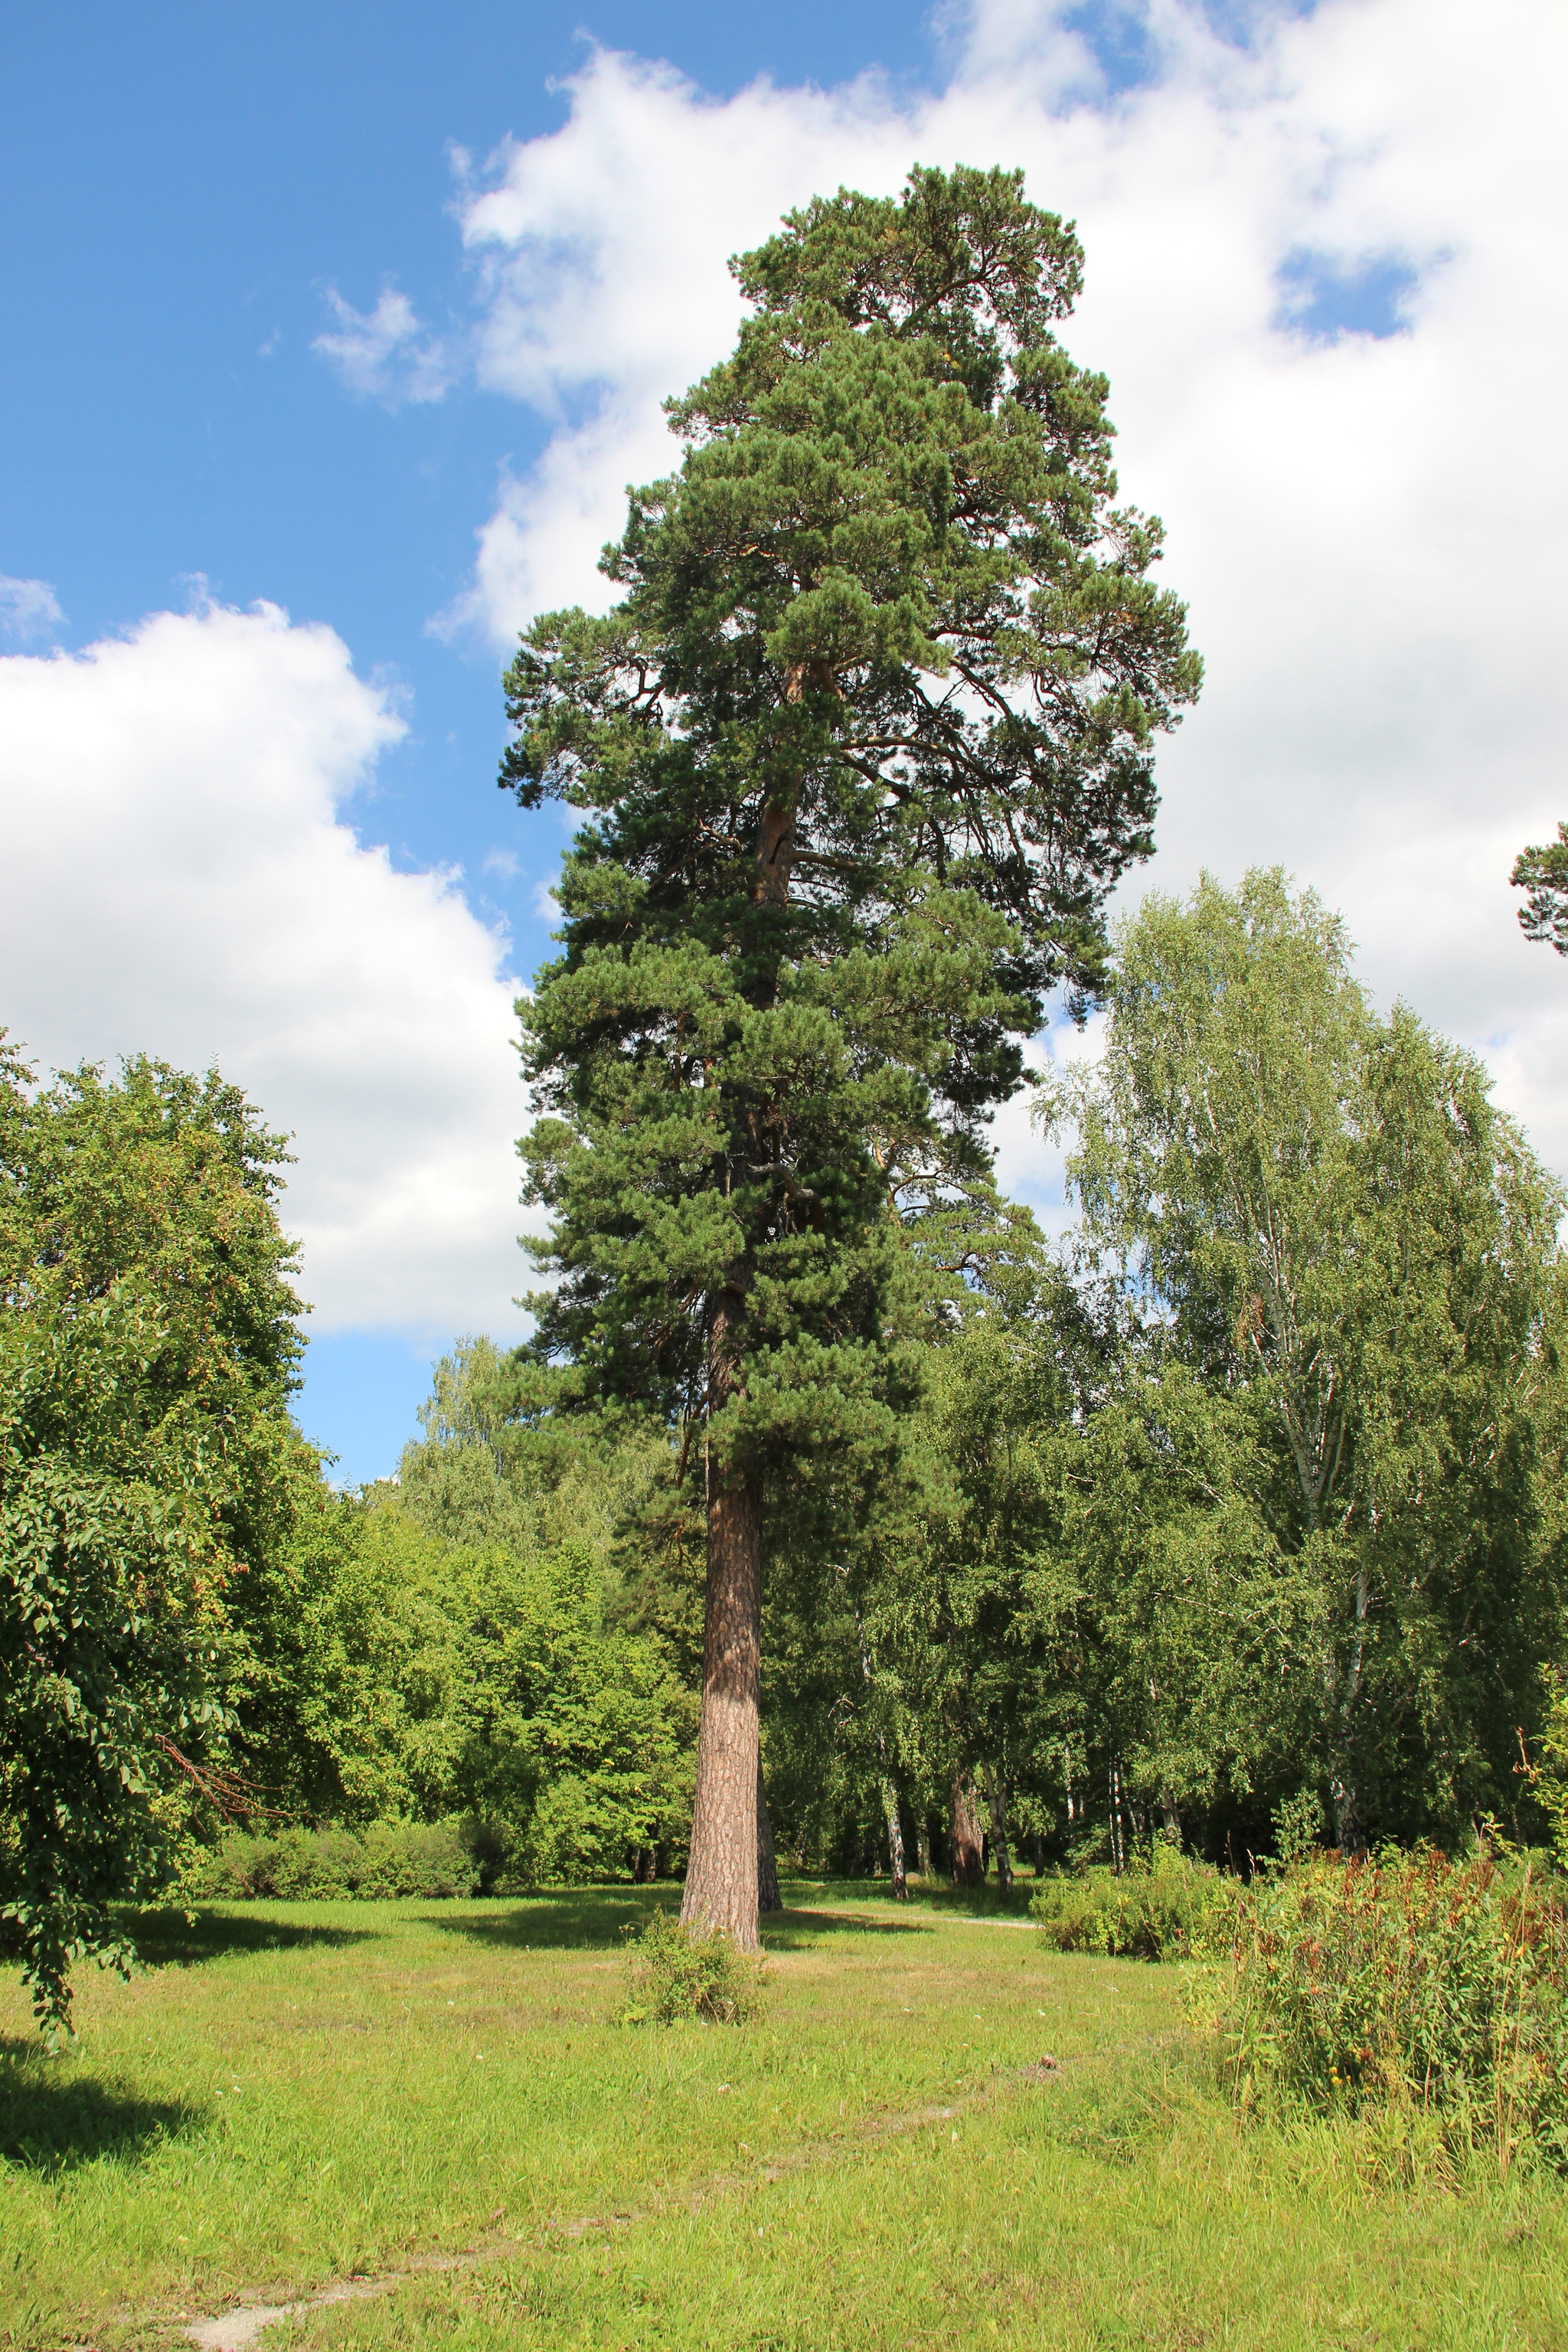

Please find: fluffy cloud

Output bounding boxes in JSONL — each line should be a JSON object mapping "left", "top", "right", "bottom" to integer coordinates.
{"left": 0, "top": 604, "right": 531, "bottom": 1335}
{"left": 438, "top": 0, "right": 1568, "bottom": 1185}
{"left": 312, "top": 283, "right": 454, "bottom": 404}
{"left": 0, "top": 575, "right": 65, "bottom": 645}
{"left": 433, "top": 59, "right": 918, "bottom": 640}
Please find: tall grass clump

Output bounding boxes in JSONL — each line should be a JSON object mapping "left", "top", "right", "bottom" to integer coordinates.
{"left": 1210, "top": 1848, "right": 1568, "bottom": 2172}
{"left": 1031, "top": 1847, "right": 1231, "bottom": 1961}
{"left": 619, "top": 1911, "right": 766, "bottom": 2026}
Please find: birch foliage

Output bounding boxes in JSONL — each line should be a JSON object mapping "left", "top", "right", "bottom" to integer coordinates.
{"left": 1056, "top": 872, "right": 1568, "bottom": 1847}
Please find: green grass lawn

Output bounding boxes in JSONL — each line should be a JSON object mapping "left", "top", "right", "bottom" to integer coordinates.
{"left": 2, "top": 1880, "right": 1565, "bottom": 2350}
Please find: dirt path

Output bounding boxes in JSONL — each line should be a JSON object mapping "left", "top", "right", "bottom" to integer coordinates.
{"left": 181, "top": 1903, "right": 1050, "bottom": 2351}
{"left": 180, "top": 2076, "right": 1044, "bottom": 2350}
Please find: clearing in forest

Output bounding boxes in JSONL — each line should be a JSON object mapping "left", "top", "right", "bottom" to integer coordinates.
{"left": 2, "top": 1883, "right": 1564, "bottom": 2350}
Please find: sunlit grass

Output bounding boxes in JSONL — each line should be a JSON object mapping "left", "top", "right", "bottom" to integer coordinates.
{"left": 2, "top": 1879, "right": 1565, "bottom": 2350}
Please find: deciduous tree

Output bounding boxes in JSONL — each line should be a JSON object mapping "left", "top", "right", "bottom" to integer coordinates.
{"left": 0, "top": 1045, "right": 302, "bottom": 2025}
{"left": 1057, "top": 872, "right": 1568, "bottom": 1851}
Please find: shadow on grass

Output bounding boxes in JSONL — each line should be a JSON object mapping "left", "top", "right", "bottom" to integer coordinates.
{"left": 118, "top": 1907, "right": 374, "bottom": 1968}
{"left": 426, "top": 1890, "right": 665, "bottom": 1951}
{"left": 426, "top": 1886, "right": 936, "bottom": 1954}
{"left": 0, "top": 2038, "right": 203, "bottom": 2177}
{"left": 776, "top": 1872, "right": 1034, "bottom": 1929}
{"left": 426, "top": 1877, "right": 1040, "bottom": 1954}
{"left": 761, "top": 1906, "right": 932, "bottom": 1949}
{"left": 896, "top": 1883, "right": 1037, "bottom": 1922}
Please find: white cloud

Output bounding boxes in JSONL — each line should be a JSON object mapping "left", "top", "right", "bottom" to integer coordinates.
{"left": 313, "top": 283, "right": 454, "bottom": 404}
{"left": 0, "top": 575, "right": 65, "bottom": 645}
{"left": 0, "top": 604, "right": 531, "bottom": 1337}
{"left": 436, "top": 1, "right": 1568, "bottom": 1185}
{"left": 432, "top": 54, "right": 916, "bottom": 639}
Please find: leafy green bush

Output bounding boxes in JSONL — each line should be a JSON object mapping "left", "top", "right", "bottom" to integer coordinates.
{"left": 191, "top": 1820, "right": 479, "bottom": 1901}
{"left": 619, "top": 1911, "right": 765, "bottom": 2026}
{"left": 1208, "top": 1848, "right": 1568, "bottom": 2171}
{"left": 1030, "top": 1848, "right": 1231, "bottom": 1960}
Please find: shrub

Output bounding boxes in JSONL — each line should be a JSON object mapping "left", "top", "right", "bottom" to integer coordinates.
{"left": 189, "top": 1820, "right": 479, "bottom": 1901}
{"left": 1030, "top": 1847, "right": 1231, "bottom": 1961}
{"left": 1209, "top": 1848, "right": 1568, "bottom": 2171}
{"left": 619, "top": 1911, "right": 765, "bottom": 2026}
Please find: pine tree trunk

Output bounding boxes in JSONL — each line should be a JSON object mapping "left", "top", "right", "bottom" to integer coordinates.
{"left": 950, "top": 1772, "right": 985, "bottom": 1887}
{"left": 757, "top": 1753, "right": 782, "bottom": 1915}
{"left": 681, "top": 1467, "right": 763, "bottom": 1949}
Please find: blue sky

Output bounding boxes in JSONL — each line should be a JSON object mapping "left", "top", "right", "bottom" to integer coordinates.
{"left": 0, "top": 3, "right": 942, "bottom": 1476}
{"left": 4, "top": 1, "right": 1563, "bottom": 1481}
{"left": 1, "top": 1, "right": 938, "bottom": 921}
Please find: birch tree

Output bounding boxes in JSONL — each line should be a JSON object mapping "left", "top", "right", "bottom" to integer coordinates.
{"left": 1059, "top": 871, "right": 1568, "bottom": 1850}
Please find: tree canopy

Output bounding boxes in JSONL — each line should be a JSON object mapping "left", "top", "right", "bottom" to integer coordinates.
{"left": 1512, "top": 822, "right": 1568, "bottom": 955}
{"left": 0, "top": 1044, "right": 302, "bottom": 2024}
{"left": 1054, "top": 871, "right": 1568, "bottom": 1850}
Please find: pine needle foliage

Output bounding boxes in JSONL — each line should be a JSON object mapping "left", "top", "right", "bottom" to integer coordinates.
{"left": 499, "top": 157, "right": 1199, "bottom": 1552}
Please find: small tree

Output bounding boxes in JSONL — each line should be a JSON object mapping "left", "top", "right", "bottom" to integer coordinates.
{"left": 500, "top": 165, "right": 1200, "bottom": 1945}
{"left": 1511, "top": 823, "right": 1568, "bottom": 954}
{"left": 0, "top": 1044, "right": 302, "bottom": 2025}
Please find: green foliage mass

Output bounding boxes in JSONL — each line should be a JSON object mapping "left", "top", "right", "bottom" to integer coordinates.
{"left": 192, "top": 1818, "right": 479, "bottom": 1901}
{"left": 0, "top": 1043, "right": 302, "bottom": 2026}
{"left": 221, "top": 1342, "right": 694, "bottom": 1889}
{"left": 1030, "top": 1847, "right": 1229, "bottom": 1961}
{"left": 1047, "top": 869, "right": 1568, "bottom": 1854}
{"left": 800, "top": 870, "right": 1568, "bottom": 1884}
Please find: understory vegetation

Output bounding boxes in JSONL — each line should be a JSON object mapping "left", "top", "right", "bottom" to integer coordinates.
{"left": 619, "top": 1908, "right": 767, "bottom": 2026}
{"left": 1029, "top": 1847, "right": 1229, "bottom": 1962}
{"left": 1210, "top": 1847, "right": 1568, "bottom": 2170}
{"left": 191, "top": 1821, "right": 480, "bottom": 1903}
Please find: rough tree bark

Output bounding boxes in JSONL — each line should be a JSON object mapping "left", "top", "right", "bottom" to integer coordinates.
{"left": 915, "top": 1816, "right": 933, "bottom": 1880}
{"left": 950, "top": 1772, "right": 985, "bottom": 1888}
{"left": 757, "top": 1755, "right": 782, "bottom": 1916}
{"left": 680, "top": 769, "right": 805, "bottom": 1947}
{"left": 681, "top": 1281, "right": 762, "bottom": 1950}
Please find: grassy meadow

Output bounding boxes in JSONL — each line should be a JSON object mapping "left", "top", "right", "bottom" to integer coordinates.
{"left": 2, "top": 1882, "right": 1566, "bottom": 2352}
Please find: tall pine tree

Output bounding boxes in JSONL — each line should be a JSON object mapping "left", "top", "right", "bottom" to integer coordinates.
{"left": 499, "top": 165, "right": 1200, "bottom": 1944}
